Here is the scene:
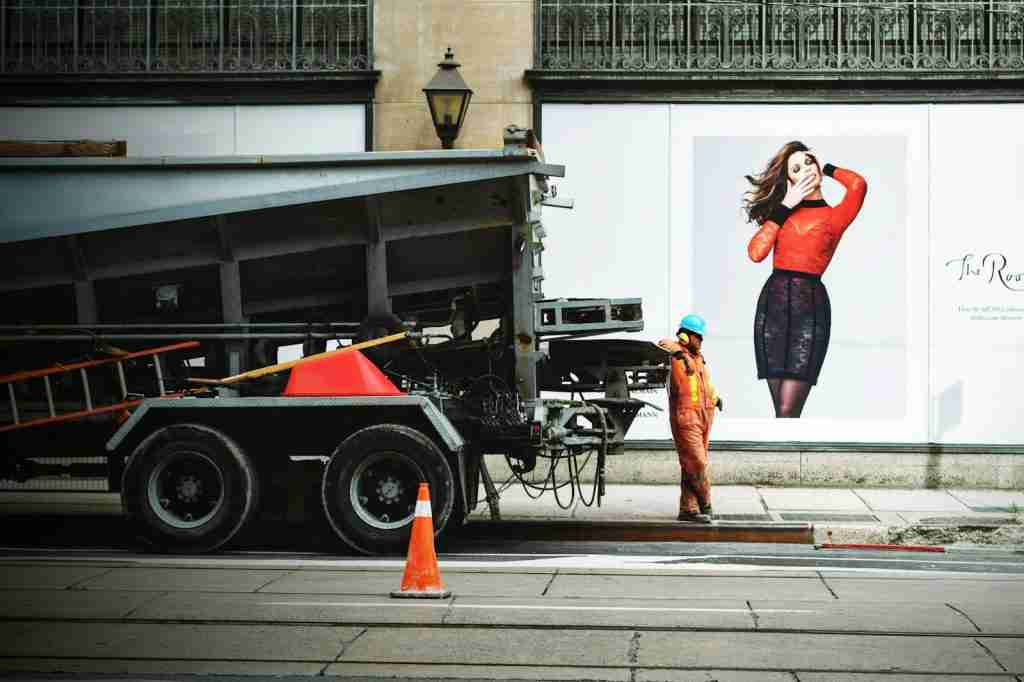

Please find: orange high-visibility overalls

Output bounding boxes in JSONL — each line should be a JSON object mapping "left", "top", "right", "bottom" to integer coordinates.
{"left": 668, "top": 349, "right": 719, "bottom": 515}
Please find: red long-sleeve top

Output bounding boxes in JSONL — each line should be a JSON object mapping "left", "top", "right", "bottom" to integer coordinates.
{"left": 747, "top": 164, "right": 868, "bottom": 276}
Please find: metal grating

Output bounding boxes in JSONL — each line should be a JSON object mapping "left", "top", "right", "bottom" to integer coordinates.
{"left": 712, "top": 513, "right": 772, "bottom": 522}
{"left": 536, "top": 1, "right": 1024, "bottom": 75}
{"left": 780, "top": 512, "right": 879, "bottom": 523}
{"left": 0, "top": 456, "right": 110, "bottom": 491}
{"left": 2, "top": 0, "right": 372, "bottom": 73}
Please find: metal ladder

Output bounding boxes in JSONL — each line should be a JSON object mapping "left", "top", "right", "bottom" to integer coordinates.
{"left": 0, "top": 341, "right": 199, "bottom": 434}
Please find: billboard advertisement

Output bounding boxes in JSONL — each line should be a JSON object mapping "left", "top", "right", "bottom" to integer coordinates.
{"left": 542, "top": 103, "right": 1022, "bottom": 445}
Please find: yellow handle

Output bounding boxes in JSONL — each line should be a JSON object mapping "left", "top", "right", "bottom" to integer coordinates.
{"left": 677, "top": 332, "right": 689, "bottom": 345}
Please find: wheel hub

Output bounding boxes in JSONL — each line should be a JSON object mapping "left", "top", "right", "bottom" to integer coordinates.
{"left": 176, "top": 475, "right": 202, "bottom": 503}
{"left": 376, "top": 477, "right": 402, "bottom": 503}
{"left": 146, "top": 450, "right": 225, "bottom": 530}
{"left": 348, "top": 450, "right": 424, "bottom": 531}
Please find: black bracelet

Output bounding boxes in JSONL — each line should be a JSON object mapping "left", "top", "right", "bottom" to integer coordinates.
{"left": 823, "top": 163, "right": 837, "bottom": 178}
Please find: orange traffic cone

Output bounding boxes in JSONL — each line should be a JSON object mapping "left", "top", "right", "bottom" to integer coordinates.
{"left": 390, "top": 482, "right": 451, "bottom": 599}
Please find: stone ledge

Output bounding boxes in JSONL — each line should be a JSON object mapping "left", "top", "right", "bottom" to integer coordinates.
{"left": 484, "top": 448, "right": 1024, "bottom": 490}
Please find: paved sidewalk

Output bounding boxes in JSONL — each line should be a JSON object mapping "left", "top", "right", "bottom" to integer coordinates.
{"left": 470, "top": 484, "right": 1024, "bottom": 548}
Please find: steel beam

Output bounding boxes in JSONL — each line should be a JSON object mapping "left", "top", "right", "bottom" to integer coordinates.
{"left": 389, "top": 271, "right": 506, "bottom": 298}
{"left": 365, "top": 196, "right": 390, "bottom": 316}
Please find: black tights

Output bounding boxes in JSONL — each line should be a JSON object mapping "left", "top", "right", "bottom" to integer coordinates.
{"left": 767, "top": 378, "right": 812, "bottom": 418}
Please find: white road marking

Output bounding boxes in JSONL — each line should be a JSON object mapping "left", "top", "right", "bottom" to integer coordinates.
{"left": 0, "top": 552, "right": 1021, "bottom": 577}
{"left": 258, "top": 600, "right": 816, "bottom": 614}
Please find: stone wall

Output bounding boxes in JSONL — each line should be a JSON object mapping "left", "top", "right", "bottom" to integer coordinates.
{"left": 374, "top": 0, "right": 532, "bottom": 151}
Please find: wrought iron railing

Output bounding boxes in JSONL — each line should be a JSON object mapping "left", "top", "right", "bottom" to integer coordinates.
{"left": 2, "top": 0, "right": 371, "bottom": 74}
{"left": 536, "top": 1, "right": 1024, "bottom": 73}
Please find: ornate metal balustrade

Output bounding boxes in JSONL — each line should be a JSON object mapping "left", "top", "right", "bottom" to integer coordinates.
{"left": 2, "top": 0, "right": 371, "bottom": 74}
{"left": 536, "top": 0, "right": 1024, "bottom": 74}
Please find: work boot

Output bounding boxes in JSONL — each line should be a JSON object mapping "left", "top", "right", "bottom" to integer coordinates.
{"left": 676, "top": 511, "right": 712, "bottom": 524}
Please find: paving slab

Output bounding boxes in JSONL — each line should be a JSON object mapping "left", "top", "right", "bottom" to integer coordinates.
{"left": 823, "top": 577, "right": 1024, "bottom": 604}
{"left": 748, "top": 600, "right": 979, "bottom": 634}
{"left": 757, "top": 488, "right": 871, "bottom": 512}
{"left": 706, "top": 486, "right": 770, "bottom": 515}
{"left": 572, "top": 485, "right": 680, "bottom": 521}
{"left": 444, "top": 597, "right": 755, "bottom": 629}
{"left": 979, "top": 637, "right": 1024, "bottom": 673}
{"left": 0, "top": 659, "right": 323, "bottom": 675}
{"left": 1, "top": 589, "right": 163, "bottom": 619}
{"left": 469, "top": 483, "right": 574, "bottom": 519}
{"left": 948, "top": 489, "right": 1024, "bottom": 511}
{"left": 341, "top": 627, "right": 630, "bottom": 667}
{"left": 0, "top": 622, "right": 359, "bottom": 661}
{"left": 546, "top": 574, "right": 835, "bottom": 601}
{"left": 635, "top": 672, "right": 801, "bottom": 682}
{"left": 635, "top": 631, "right": 1003, "bottom": 673}
{"left": 131, "top": 591, "right": 447, "bottom": 624}
{"left": 262, "top": 569, "right": 554, "bottom": 597}
{"left": 853, "top": 489, "right": 971, "bottom": 512}
{"left": 948, "top": 601, "right": 1024, "bottom": 634}
{"left": 77, "top": 566, "right": 291, "bottom": 592}
{"left": 802, "top": 671, "right": 1019, "bottom": 675}
{"left": 326, "top": 663, "right": 628, "bottom": 681}
{"left": 897, "top": 511, "right": 1020, "bottom": 526}
{"left": 0, "top": 563, "right": 114, "bottom": 590}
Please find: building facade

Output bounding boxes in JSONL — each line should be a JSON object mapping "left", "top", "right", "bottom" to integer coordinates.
{"left": 3, "top": 1, "right": 1024, "bottom": 461}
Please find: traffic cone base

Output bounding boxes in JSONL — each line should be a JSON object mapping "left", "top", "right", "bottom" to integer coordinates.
{"left": 389, "top": 588, "right": 451, "bottom": 599}
{"left": 390, "top": 482, "right": 451, "bottom": 599}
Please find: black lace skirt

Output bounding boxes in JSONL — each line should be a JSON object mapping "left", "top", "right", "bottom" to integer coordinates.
{"left": 754, "top": 269, "right": 831, "bottom": 385}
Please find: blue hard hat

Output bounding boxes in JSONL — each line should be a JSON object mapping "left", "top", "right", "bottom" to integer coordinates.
{"left": 677, "top": 314, "right": 707, "bottom": 337}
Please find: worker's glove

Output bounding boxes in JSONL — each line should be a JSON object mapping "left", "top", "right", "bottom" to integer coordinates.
{"left": 715, "top": 397, "right": 724, "bottom": 412}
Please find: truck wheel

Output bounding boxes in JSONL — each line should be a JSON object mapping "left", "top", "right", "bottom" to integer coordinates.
{"left": 322, "top": 423, "right": 454, "bottom": 555}
{"left": 121, "top": 424, "right": 259, "bottom": 554}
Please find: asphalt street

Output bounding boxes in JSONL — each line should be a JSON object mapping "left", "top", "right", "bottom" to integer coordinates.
{"left": 1, "top": 520, "right": 1023, "bottom": 681}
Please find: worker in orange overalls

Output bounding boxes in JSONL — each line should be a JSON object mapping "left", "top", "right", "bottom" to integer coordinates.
{"left": 658, "top": 314, "right": 723, "bottom": 523}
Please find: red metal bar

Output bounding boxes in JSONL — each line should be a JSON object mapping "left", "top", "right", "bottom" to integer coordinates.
{"left": 816, "top": 543, "right": 945, "bottom": 553}
{"left": 0, "top": 341, "right": 200, "bottom": 384}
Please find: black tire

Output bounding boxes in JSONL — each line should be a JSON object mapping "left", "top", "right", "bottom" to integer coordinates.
{"left": 121, "top": 423, "right": 259, "bottom": 554}
{"left": 321, "top": 423, "right": 454, "bottom": 555}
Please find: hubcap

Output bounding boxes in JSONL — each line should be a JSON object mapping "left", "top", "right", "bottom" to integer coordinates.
{"left": 147, "top": 450, "right": 225, "bottom": 530}
{"left": 348, "top": 451, "right": 424, "bottom": 530}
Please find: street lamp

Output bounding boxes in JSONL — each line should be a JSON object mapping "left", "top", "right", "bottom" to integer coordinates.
{"left": 423, "top": 48, "right": 473, "bottom": 149}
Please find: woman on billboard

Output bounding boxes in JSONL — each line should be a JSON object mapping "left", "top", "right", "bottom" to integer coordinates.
{"left": 744, "top": 142, "right": 868, "bottom": 418}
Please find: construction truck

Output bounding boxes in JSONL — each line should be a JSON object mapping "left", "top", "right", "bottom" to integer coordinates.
{"left": 0, "top": 128, "right": 669, "bottom": 555}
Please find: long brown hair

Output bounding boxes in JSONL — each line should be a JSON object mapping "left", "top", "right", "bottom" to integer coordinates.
{"left": 743, "top": 140, "right": 811, "bottom": 225}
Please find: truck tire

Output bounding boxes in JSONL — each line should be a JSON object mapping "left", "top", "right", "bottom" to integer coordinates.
{"left": 121, "top": 423, "right": 259, "bottom": 554}
{"left": 321, "top": 423, "right": 454, "bottom": 555}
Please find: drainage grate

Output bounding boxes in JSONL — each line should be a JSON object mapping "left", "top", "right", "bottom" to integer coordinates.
{"left": 712, "top": 513, "right": 772, "bottom": 522}
{"left": 780, "top": 513, "right": 879, "bottom": 523}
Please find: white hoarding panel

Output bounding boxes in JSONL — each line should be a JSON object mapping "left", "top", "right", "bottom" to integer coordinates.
{"left": 929, "top": 104, "right": 1024, "bottom": 445}
{"left": 541, "top": 105, "right": 673, "bottom": 439}
{"left": 0, "top": 105, "right": 365, "bottom": 156}
{"left": 543, "top": 103, "right": 931, "bottom": 444}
